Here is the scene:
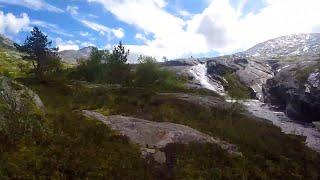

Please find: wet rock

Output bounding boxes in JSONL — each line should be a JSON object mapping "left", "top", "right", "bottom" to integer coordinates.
{"left": 206, "top": 56, "right": 274, "bottom": 100}
{"left": 263, "top": 60, "right": 320, "bottom": 122}
{"left": 82, "top": 110, "right": 242, "bottom": 163}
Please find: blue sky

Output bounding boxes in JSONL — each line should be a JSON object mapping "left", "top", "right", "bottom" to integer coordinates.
{"left": 0, "top": 0, "right": 320, "bottom": 60}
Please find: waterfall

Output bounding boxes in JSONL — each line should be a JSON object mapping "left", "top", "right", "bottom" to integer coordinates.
{"left": 189, "top": 63, "right": 225, "bottom": 95}
{"left": 188, "top": 62, "right": 320, "bottom": 152}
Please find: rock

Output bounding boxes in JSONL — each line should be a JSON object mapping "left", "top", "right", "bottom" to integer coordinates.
{"left": 206, "top": 55, "right": 274, "bottom": 100}
{"left": 263, "top": 60, "right": 320, "bottom": 122}
{"left": 0, "top": 77, "right": 45, "bottom": 113}
{"left": 82, "top": 110, "right": 242, "bottom": 163}
{"left": 313, "top": 122, "right": 320, "bottom": 131}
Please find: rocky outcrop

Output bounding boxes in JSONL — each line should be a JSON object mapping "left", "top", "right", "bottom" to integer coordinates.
{"left": 0, "top": 77, "right": 45, "bottom": 114}
{"left": 263, "top": 60, "right": 320, "bottom": 122}
{"left": 206, "top": 55, "right": 274, "bottom": 100}
{"left": 82, "top": 110, "right": 242, "bottom": 163}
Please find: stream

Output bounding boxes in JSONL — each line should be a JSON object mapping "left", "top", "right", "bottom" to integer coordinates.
{"left": 190, "top": 62, "right": 320, "bottom": 152}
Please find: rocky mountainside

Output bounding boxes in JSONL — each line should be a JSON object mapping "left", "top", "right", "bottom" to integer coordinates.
{"left": 238, "top": 33, "right": 320, "bottom": 59}
{"left": 165, "top": 33, "right": 320, "bottom": 123}
{"left": 59, "top": 46, "right": 94, "bottom": 64}
{"left": 0, "top": 34, "right": 15, "bottom": 49}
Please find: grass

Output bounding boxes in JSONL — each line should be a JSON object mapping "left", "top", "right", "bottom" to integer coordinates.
{"left": 8, "top": 78, "right": 319, "bottom": 179}
{"left": 0, "top": 48, "right": 319, "bottom": 179}
{"left": 224, "top": 72, "right": 252, "bottom": 99}
{"left": 295, "top": 61, "right": 320, "bottom": 84}
{"left": 0, "top": 48, "right": 30, "bottom": 78}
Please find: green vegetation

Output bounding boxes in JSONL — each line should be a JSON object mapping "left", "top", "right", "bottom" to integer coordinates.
{"left": 133, "top": 56, "right": 185, "bottom": 90}
{"left": 224, "top": 72, "right": 252, "bottom": 99}
{"left": 72, "top": 43, "right": 131, "bottom": 85}
{"left": 14, "top": 27, "right": 62, "bottom": 82}
{"left": 0, "top": 48, "right": 30, "bottom": 78}
{"left": 295, "top": 61, "right": 320, "bottom": 84}
{"left": 0, "top": 27, "right": 319, "bottom": 179}
{"left": 4, "top": 79, "right": 316, "bottom": 179}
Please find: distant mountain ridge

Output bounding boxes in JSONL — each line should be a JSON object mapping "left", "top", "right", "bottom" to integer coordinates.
{"left": 1, "top": 33, "right": 320, "bottom": 63}
{"left": 238, "top": 33, "right": 320, "bottom": 59}
{"left": 58, "top": 47, "right": 94, "bottom": 64}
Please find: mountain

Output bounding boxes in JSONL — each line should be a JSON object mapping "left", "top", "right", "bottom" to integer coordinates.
{"left": 0, "top": 34, "right": 15, "bottom": 49}
{"left": 59, "top": 46, "right": 94, "bottom": 64}
{"left": 239, "top": 33, "right": 320, "bottom": 59}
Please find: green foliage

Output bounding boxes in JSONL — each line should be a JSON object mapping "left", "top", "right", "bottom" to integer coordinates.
{"left": 224, "top": 72, "right": 252, "bottom": 99}
{"left": 0, "top": 48, "right": 31, "bottom": 78}
{"left": 134, "top": 56, "right": 184, "bottom": 89}
{"left": 72, "top": 43, "right": 131, "bottom": 85}
{"left": 295, "top": 61, "right": 320, "bottom": 84}
{"left": 3, "top": 78, "right": 318, "bottom": 179}
{"left": 0, "top": 78, "right": 45, "bottom": 145}
{"left": 14, "top": 27, "right": 61, "bottom": 81}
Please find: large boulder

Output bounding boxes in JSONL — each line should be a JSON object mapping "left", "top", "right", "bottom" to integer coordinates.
{"left": 82, "top": 110, "right": 242, "bottom": 163}
{"left": 263, "top": 60, "right": 320, "bottom": 122}
{"left": 0, "top": 77, "right": 45, "bottom": 114}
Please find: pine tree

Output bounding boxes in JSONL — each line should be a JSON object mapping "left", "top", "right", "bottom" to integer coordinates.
{"left": 14, "top": 27, "right": 60, "bottom": 80}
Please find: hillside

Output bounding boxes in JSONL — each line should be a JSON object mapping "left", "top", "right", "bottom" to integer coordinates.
{"left": 239, "top": 33, "right": 320, "bottom": 59}
{"left": 0, "top": 32, "right": 320, "bottom": 179}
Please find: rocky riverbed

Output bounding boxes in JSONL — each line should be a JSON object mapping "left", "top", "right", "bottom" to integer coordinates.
{"left": 186, "top": 61, "right": 320, "bottom": 152}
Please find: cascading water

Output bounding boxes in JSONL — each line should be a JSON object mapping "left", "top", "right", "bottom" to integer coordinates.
{"left": 189, "top": 63, "right": 225, "bottom": 95}
{"left": 189, "top": 62, "right": 320, "bottom": 152}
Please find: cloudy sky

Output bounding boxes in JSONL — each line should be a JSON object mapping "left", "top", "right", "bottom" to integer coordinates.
{"left": 1, "top": 0, "right": 320, "bottom": 60}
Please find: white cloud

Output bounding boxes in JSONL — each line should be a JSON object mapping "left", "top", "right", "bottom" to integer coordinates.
{"left": 55, "top": 38, "right": 80, "bottom": 51}
{"left": 80, "top": 31, "right": 90, "bottom": 37}
{"left": 81, "top": 41, "right": 95, "bottom": 47}
{"left": 31, "top": 20, "right": 73, "bottom": 37}
{"left": 88, "top": 0, "right": 320, "bottom": 59}
{"left": 188, "top": 0, "right": 320, "bottom": 54}
{"left": 0, "top": 0, "right": 64, "bottom": 13}
{"left": 178, "top": 10, "right": 193, "bottom": 18}
{"left": 0, "top": 11, "right": 30, "bottom": 34}
{"left": 135, "top": 33, "right": 149, "bottom": 43}
{"left": 87, "top": 0, "right": 206, "bottom": 59}
{"left": 80, "top": 19, "right": 125, "bottom": 39}
{"left": 112, "top": 28, "right": 125, "bottom": 38}
{"left": 66, "top": 5, "right": 79, "bottom": 16}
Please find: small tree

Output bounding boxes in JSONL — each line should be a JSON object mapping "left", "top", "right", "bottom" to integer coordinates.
{"left": 111, "top": 41, "right": 129, "bottom": 64}
{"left": 105, "top": 42, "right": 131, "bottom": 84}
{"left": 14, "top": 27, "right": 60, "bottom": 81}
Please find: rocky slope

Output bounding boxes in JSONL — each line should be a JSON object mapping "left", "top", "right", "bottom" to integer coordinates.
{"left": 239, "top": 33, "right": 320, "bottom": 59}
{"left": 164, "top": 33, "right": 320, "bottom": 123}
{"left": 82, "top": 110, "right": 241, "bottom": 164}
{"left": 0, "top": 34, "right": 15, "bottom": 49}
{"left": 263, "top": 59, "right": 320, "bottom": 122}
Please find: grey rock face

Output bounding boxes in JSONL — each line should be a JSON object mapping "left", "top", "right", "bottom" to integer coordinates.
{"left": 263, "top": 60, "right": 320, "bottom": 122}
{"left": 82, "top": 110, "right": 242, "bottom": 163}
{"left": 206, "top": 55, "right": 274, "bottom": 100}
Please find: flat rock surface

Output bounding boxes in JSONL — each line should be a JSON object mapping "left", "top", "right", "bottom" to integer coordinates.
{"left": 82, "top": 110, "right": 241, "bottom": 156}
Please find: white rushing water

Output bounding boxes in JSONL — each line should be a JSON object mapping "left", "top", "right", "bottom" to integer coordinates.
{"left": 190, "top": 63, "right": 320, "bottom": 152}
{"left": 189, "top": 63, "right": 225, "bottom": 95}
